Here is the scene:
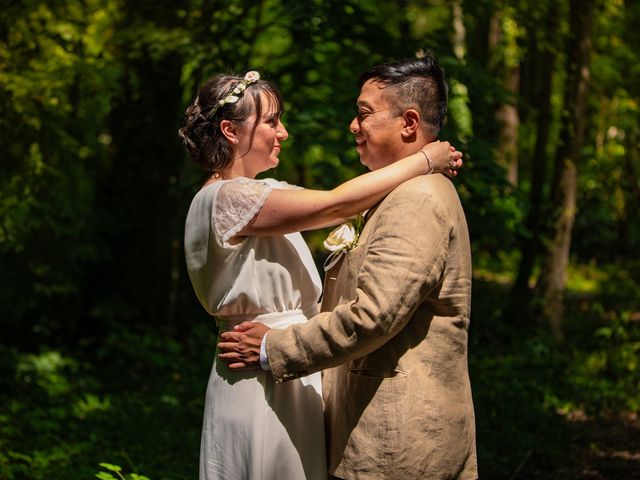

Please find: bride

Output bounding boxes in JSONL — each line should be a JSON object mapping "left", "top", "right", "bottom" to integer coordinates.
{"left": 179, "top": 70, "right": 461, "bottom": 480}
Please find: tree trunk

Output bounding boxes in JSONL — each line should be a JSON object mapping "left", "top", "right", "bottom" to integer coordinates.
{"left": 451, "top": 0, "right": 466, "bottom": 61}
{"left": 97, "top": 1, "right": 186, "bottom": 330}
{"left": 535, "top": 0, "right": 596, "bottom": 342}
{"left": 512, "top": 5, "right": 558, "bottom": 296}
{"left": 495, "top": 67, "right": 520, "bottom": 186}
{"left": 518, "top": 28, "right": 538, "bottom": 126}
{"left": 536, "top": 161, "right": 577, "bottom": 342}
{"left": 397, "top": 0, "right": 411, "bottom": 46}
{"left": 488, "top": 11, "right": 520, "bottom": 187}
{"left": 620, "top": 124, "right": 640, "bottom": 257}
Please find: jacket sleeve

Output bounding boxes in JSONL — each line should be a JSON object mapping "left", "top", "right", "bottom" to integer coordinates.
{"left": 267, "top": 177, "right": 456, "bottom": 382}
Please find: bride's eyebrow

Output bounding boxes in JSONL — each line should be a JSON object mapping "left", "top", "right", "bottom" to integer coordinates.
{"left": 263, "top": 111, "right": 279, "bottom": 120}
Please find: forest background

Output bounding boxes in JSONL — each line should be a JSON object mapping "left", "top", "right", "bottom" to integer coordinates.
{"left": 1, "top": 0, "right": 639, "bottom": 479}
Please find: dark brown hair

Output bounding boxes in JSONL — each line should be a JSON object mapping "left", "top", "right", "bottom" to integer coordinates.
{"left": 359, "top": 53, "right": 448, "bottom": 138}
{"left": 178, "top": 73, "right": 284, "bottom": 175}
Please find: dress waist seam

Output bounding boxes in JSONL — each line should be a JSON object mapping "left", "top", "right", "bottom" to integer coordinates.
{"left": 216, "top": 304, "right": 318, "bottom": 328}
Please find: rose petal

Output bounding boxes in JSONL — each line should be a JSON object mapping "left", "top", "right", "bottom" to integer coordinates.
{"left": 323, "top": 222, "right": 356, "bottom": 251}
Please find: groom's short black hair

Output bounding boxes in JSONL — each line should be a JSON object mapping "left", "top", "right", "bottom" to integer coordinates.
{"left": 359, "top": 53, "right": 448, "bottom": 138}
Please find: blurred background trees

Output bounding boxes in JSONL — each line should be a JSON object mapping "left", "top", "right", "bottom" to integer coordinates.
{"left": 1, "top": 0, "right": 638, "bottom": 478}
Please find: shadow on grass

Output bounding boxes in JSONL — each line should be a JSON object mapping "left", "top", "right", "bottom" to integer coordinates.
{"left": 1, "top": 263, "right": 638, "bottom": 479}
{"left": 470, "top": 279, "right": 570, "bottom": 478}
{"left": 0, "top": 319, "right": 215, "bottom": 479}
{"left": 470, "top": 273, "right": 640, "bottom": 479}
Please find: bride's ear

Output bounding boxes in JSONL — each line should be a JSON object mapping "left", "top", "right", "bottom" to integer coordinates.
{"left": 219, "top": 119, "right": 239, "bottom": 144}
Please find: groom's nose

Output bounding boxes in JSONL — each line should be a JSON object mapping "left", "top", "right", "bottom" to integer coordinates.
{"left": 349, "top": 116, "right": 360, "bottom": 134}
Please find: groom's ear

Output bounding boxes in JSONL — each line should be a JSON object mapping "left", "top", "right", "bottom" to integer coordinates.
{"left": 400, "top": 108, "right": 421, "bottom": 139}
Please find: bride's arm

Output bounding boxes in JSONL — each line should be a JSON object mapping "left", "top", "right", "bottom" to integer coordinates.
{"left": 237, "top": 140, "right": 461, "bottom": 237}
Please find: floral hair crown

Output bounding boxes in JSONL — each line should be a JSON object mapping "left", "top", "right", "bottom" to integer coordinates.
{"left": 209, "top": 71, "right": 260, "bottom": 119}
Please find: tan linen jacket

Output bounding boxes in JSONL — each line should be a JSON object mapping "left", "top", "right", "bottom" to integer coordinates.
{"left": 267, "top": 174, "right": 478, "bottom": 479}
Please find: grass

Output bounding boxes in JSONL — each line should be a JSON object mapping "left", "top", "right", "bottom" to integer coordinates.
{"left": 0, "top": 322, "right": 213, "bottom": 479}
{"left": 1, "top": 259, "right": 639, "bottom": 479}
{"left": 469, "top": 258, "right": 640, "bottom": 478}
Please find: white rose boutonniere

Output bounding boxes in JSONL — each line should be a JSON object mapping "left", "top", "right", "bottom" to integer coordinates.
{"left": 324, "top": 223, "right": 357, "bottom": 252}
{"left": 323, "top": 213, "right": 365, "bottom": 271}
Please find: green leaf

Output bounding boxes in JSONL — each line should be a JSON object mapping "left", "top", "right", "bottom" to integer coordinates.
{"left": 95, "top": 473, "right": 117, "bottom": 480}
{"left": 99, "top": 463, "right": 122, "bottom": 472}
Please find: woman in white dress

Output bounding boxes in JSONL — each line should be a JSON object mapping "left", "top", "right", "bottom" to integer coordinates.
{"left": 179, "top": 71, "right": 461, "bottom": 480}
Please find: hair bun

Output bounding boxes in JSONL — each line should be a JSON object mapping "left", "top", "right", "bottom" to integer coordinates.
{"left": 184, "top": 103, "right": 203, "bottom": 124}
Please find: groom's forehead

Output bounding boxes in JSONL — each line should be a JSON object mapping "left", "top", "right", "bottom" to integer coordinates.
{"left": 357, "top": 80, "right": 396, "bottom": 109}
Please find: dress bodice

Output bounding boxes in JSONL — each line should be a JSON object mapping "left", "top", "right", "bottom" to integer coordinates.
{"left": 184, "top": 177, "right": 322, "bottom": 321}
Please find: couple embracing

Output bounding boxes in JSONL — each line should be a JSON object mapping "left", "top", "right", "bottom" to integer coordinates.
{"left": 181, "top": 53, "right": 477, "bottom": 480}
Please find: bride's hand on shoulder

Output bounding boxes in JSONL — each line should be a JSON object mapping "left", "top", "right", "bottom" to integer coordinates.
{"left": 422, "top": 140, "right": 463, "bottom": 178}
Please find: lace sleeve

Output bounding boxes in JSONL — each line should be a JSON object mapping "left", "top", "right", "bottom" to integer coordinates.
{"left": 214, "top": 178, "right": 272, "bottom": 244}
{"left": 261, "top": 177, "right": 305, "bottom": 191}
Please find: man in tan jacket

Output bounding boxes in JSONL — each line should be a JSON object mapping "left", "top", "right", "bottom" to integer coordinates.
{"left": 219, "top": 54, "right": 477, "bottom": 479}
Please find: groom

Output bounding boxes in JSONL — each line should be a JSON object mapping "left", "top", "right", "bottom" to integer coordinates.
{"left": 219, "top": 54, "right": 477, "bottom": 479}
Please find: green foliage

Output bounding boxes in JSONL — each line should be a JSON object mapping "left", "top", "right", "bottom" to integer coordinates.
{"left": 96, "top": 462, "right": 151, "bottom": 480}
{"left": 1, "top": 263, "right": 637, "bottom": 479}
{"left": 0, "top": 0, "right": 636, "bottom": 338}
{"left": 567, "top": 0, "right": 640, "bottom": 263}
{"left": 561, "top": 305, "right": 640, "bottom": 414}
{"left": 470, "top": 263, "right": 640, "bottom": 477}
{"left": 1, "top": 0, "right": 639, "bottom": 478}
{"left": 0, "top": 321, "right": 211, "bottom": 479}
{"left": 0, "top": 0, "right": 122, "bottom": 337}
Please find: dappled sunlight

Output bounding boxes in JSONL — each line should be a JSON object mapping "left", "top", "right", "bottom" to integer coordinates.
{"left": 566, "top": 264, "right": 608, "bottom": 294}
{"left": 554, "top": 411, "right": 640, "bottom": 479}
{"left": 471, "top": 250, "right": 518, "bottom": 286}
{"left": 0, "top": 327, "right": 208, "bottom": 479}
{"left": 1, "top": 0, "right": 638, "bottom": 478}
{"left": 16, "top": 350, "right": 77, "bottom": 397}
{"left": 472, "top": 267, "right": 514, "bottom": 286}
{"left": 72, "top": 393, "right": 111, "bottom": 419}
{"left": 469, "top": 259, "right": 640, "bottom": 478}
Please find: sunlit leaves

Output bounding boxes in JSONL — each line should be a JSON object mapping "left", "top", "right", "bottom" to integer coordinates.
{"left": 448, "top": 79, "right": 473, "bottom": 141}
{"left": 96, "top": 462, "right": 152, "bottom": 480}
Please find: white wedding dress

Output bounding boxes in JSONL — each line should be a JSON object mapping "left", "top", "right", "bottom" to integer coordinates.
{"left": 184, "top": 177, "right": 327, "bottom": 480}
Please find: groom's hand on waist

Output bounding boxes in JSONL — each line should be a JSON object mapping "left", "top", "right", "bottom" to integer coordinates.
{"left": 218, "top": 321, "right": 270, "bottom": 370}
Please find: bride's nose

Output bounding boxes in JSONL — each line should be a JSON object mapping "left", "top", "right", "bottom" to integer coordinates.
{"left": 276, "top": 120, "right": 289, "bottom": 141}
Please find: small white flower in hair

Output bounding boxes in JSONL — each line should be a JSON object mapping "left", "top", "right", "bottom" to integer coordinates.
{"left": 244, "top": 71, "right": 260, "bottom": 82}
{"left": 209, "top": 70, "right": 261, "bottom": 118}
